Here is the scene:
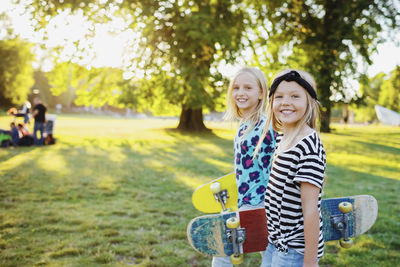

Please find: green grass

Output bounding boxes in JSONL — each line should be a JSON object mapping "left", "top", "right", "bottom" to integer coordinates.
{"left": 0, "top": 115, "right": 399, "bottom": 266}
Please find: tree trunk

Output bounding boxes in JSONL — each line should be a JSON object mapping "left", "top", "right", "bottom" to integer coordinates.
{"left": 318, "top": 3, "right": 338, "bottom": 133}
{"left": 320, "top": 106, "right": 331, "bottom": 133}
{"left": 318, "top": 70, "right": 332, "bottom": 133}
{"left": 342, "top": 103, "right": 349, "bottom": 125}
{"left": 177, "top": 107, "right": 210, "bottom": 132}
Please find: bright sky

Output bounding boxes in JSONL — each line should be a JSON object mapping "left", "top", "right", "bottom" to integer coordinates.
{"left": 1, "top": 0, "right": 399, "bottom": 80}
{"left": 367, "top": 41, "right": 400, "bottom": 76}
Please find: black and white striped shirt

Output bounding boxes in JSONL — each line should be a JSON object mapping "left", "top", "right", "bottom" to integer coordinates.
{"left": 265, "top": 130, "right": 326, "bottom": 258}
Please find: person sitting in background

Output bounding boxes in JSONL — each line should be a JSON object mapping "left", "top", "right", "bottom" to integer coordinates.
{"left": 17, "top": 123, "right": 30, "bottom": 136}
{"left": 17, "top": 124, "right": 34, "bottom": 146}
{"left": 0, "top": 126, "right": 12, "bottom": 147}
{"left": 7, "top": 107, "right": 18, "bottom": 121}
{"left": 10, "top": 122, "right": 19, "bottom": 146}
{"left": 7, "top": 101, "right": 31, "bottom": 125}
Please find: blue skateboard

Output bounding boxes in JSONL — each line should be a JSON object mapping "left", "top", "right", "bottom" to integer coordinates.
{"left": 187, "top": 195, "right": 377, "bottom": 264}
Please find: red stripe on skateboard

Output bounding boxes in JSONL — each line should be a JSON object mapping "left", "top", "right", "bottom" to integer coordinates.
{"left": 239, "top": 208, "right": 269, "bottom": 253}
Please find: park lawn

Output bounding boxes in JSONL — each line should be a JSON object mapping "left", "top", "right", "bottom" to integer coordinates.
{"left": 0, "top": 114, "right": 399, "bottom": 267}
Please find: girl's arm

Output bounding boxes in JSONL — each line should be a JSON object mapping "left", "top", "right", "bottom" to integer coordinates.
{"left": 300, "top": 182, "right": 320, "bottom": 267}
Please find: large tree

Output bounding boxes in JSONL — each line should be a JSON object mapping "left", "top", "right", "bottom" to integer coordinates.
{"left": 250, "top": 0, "right": 400, "bottom": 132}
{"left": 0, "top": 38, "right": 34, "bottom": 107}
{"left": 29, "top": 0, "right": 246, "bottom": 131}
{"left": 137, "top": 1, "right": 246, "bottom": 131}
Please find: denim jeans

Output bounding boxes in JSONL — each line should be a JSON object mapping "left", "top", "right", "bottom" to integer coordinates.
{"left": 24, "top": 114, "right": 30, "bottom": 124}
{"left": 260, "top": 243, "right": 304, "bottom": 267}
{"left": 212, "top": 251, "right": 266, "bottom": 267}
{"left": 212, "top": 256, "right": 233, "bottom": 267}
{"left": 34, "top": 122, "right": 45, "bottom": 145}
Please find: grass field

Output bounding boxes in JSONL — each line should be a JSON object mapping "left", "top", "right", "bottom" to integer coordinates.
{"left": 0, "top": 114, "right": 399, "bottom": 267}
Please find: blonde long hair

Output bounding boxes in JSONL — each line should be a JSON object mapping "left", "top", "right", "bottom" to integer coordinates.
{"left": 224, "top": 67, "right": 269, "bottom": 134}
{"left": 254, "top": 69, "right": 321, "bottom": 156}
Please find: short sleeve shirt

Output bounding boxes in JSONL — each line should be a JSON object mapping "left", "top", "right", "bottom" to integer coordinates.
{"left": 34, "top": 104, "right": 47, "bottom": 123}
{"left": 265, "top": 131, "right": 326, "bottom": 258}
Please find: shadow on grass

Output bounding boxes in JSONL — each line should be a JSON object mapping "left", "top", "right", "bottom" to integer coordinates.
{"left": 2, "top": 126, "right": 400, "bottom": 266}
{"left": 352, "top": 140, "right": 400, "bottom": 155}
{"left": 1, "top": 137, "right": 208, "bottom": 265}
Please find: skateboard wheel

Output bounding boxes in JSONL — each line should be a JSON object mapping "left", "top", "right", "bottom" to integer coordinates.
{"left": 339, "top": 202, "right": 352, "bottom": 213}
{"left": 210, "top": 182, "right": 221, "bottom": 193}
{"left": 340, "top": 238, "right": 353, "bottom": 248}
{"left": 230, "top": 254, "right": 244, "bottom": 265}
{"left": 226, "top": 217, "right": 240, "bottom": 229}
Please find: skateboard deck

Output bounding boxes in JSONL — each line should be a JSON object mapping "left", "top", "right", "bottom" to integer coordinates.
{"left": 192, "top": 172, "right": 238, "bottom": 213}
{"left": 187, "top": 195, "right": 377, "bottom": 259}
{"left": 187, "top": 208, "right": 267, "bottom": 258}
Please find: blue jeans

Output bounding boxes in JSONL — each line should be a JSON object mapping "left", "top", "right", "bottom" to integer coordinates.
{"left": 261, "top": 243, "right": 304, "bottom": 267}
{"left": 212, "top": 256, "right": 233, "bottom": 267}
{"left": 34, "top": 122, "right": 45, "bottom": 145}
{"left": 24, "top": 114, "right": 30, "bottom": 124}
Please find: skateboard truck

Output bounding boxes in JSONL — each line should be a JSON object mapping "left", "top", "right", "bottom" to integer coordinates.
{"left": 331, "top": 201, "right": 354, "bottom": 248}
{"left": 210, "top": 182, "right": 230, "bottom": 212}
{"left": 225, "top": 216, "right": 246, "bottom": 265}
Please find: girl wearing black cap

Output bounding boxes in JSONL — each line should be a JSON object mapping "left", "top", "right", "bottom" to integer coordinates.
{"left": 256, "top": 70, "right": 326, "bottom": 267}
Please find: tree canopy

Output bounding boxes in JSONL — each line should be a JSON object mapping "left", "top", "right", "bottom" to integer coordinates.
{"left": 46, "top": 62, "right": 125, "bottom": 108}
{"left": 250, "top": 0, "right": 400, "bottom": 131}
{"left": 0, "top": 38, "right": 34, "bottom": 107}
{"left": 356, "top": 72, "right": 386, "bottom": 122}
{"left": 19, "top": 0, "right": 400, "bottom": 131}
{"left": 379, "top": 66, "right": 400, "bottom": 112}
{"left": 29, "top": 0, "right": 246, "bottom": 130}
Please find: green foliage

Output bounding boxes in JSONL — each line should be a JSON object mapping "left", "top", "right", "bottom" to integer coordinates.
{"left": 27, "top": 0, "right": 400, "bottom": 131}
{"left": 360, "top": 73, "right": 386, "bottom": 105}
{"left": 379, "top": 66, "right": 400, "bottom": 112}
{"left": 354, "top": 67, "right": 400, "bottom": 122}
{"left": 0, "top": 38, "right": 34, "bottom": 107}
{"left": 120, "top": 77, "right": 182, "bottom": 116}
{"left": 29, "top": 0, "right": 246, "bottom": 130}
{"left": 74, "top": 67, "right": 124, "bottom": 108}
{"left": 132, "top": 0, "right": 246, "bottom": 113}
{"left": 249, "top": 0, "right": 400, "bottom": 132}
{"left": 46, "top": 62, "right": 125, "bottom": 108}
{"left": 46, "top": 62, "right": 83, "bottom": 108}
{"left": 31, "top": 70, "right": 56, "bottom": 108}
{"left": 355, "top": 72, "right": 386, "bottom": 122}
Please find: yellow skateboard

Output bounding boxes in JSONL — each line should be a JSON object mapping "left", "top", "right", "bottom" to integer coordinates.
{"left": 192, "top": 173, "right": 238, "bottom": 213}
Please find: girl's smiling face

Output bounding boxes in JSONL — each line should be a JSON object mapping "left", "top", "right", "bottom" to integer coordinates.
{"left": 232, "top": 73, "right": 262, "bottom": 117}
{"left": 272, "top": 81, "right": 308, "bottom": 131}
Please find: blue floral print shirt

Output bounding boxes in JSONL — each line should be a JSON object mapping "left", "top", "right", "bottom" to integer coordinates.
{"left": 234, "top": 116, "right": 276, "bottom": 208}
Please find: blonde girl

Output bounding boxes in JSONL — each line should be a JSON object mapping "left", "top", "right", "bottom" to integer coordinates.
{"left": 212, "top": 67, "right": 277, "bottom": 267}
{"left": 257, "top": 69, "right": 326, "bottom": 267}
